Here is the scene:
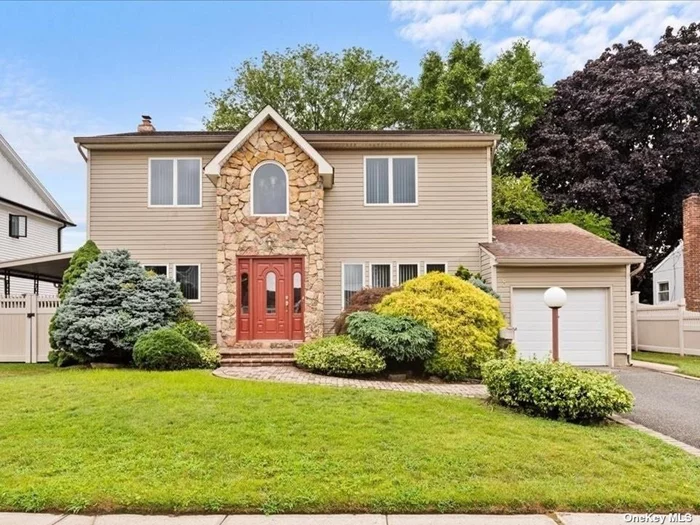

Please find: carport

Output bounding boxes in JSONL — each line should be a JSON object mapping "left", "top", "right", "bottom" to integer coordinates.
{"left": 0, "top": 252, "right": 73, "bottom": 362}
{"left": 0, "top": 252, "right": 74, "bottom": 295}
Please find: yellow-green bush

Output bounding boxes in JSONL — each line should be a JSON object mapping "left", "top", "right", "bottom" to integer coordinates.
{"left": 375, "top": 272, "right": 506, "bottom": 380}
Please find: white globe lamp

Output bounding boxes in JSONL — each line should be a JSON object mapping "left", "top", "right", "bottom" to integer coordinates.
{"left": 543, "top": 287, "right": 567, "bottom": 361}
{"left": 544, "top": 287, "right": 567, "bottom": 309}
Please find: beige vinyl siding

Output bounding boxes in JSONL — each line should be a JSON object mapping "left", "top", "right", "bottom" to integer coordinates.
{"left": 479, "top": 247, "right": 493, "bottom": 285}
{"left": 88, "top": 149, "right": 219, "bottom": 333}
{"left": 495, "top": 265, "right": 630, "bottom": 358}
{"left": 321, "top": 148, "right": 490, "bottom": 333}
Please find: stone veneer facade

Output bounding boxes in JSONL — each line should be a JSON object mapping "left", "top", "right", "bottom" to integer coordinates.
{"left": 216, "top": 119, "right": 325, "bottom": 346}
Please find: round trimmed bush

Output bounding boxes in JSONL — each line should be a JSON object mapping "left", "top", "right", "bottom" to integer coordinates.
{"left": 332, "top": 287, "right": 399, "bottom": 335}
{"left": 174, "top": 320, "right": 211, "bottom": 346}
{"left": 482, "top": 359, "right": 634, "bottom": 423}
{"left": 346, "top": 312, "right": 435, "bottom": 363}
{"left": 375, "top": 272, "right": 506, "bottom": 380}
{"left": 295, "top": 336, "right": 385, "bottom": 376}
{"left": 133, "top": 327, "right": 202, "bottom": 371}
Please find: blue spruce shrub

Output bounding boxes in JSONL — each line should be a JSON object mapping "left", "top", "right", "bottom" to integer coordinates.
{"left": 51, "top": 250, "right": 188, "bottom": 364}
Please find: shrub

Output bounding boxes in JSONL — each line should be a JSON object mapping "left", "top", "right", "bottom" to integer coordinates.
{"left": 454, "top": 265, "right": 499, "bottom": 299}
{"left": 198, "top": 345, "right": 221, "bottom": 369}
{"left": 332, "top": 287, "right": 399, "bottom": 335}
{"left": 468, "top": 276, "right": 499, "bottom": 299}
{"left": 175, "top": 320, "right": 211, "bottom": 346}
{"left": 376, "top": 272, "right": 506, "bottom": 380}
{"left": 51, "top": 250, "right": 188, "bottom": 364}
{"left": 481, "top": 359, "right": 634, "bottom": 423}
{"left": 133, "top": 328, "right": 203, "bottom": 371}
{"left": 49, "top": 240, "right": 102, "bottom": 352}
{"left": 346, "top": 312, "right": 435, "bottom": 363}
{"left": 59, "top": 240, "right": 102, "bottom": 301}
{"left": 47, "top": 349, "right": 79, "bottom": 368}
{"left": 296, "top": 336, "right": 385, "bottom": 376}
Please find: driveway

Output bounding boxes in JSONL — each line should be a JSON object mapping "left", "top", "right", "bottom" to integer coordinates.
{"left": 611, "top": 366, "right": 700, "bottom": 448}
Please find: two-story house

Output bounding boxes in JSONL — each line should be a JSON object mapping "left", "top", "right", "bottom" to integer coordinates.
{"left": 74, "top": 106, "right": 643, "bottom": 367}
{"left": 0, "top": 133, "right": 75, "bottom": 296}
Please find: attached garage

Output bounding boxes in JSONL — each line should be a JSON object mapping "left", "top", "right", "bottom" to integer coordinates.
{"left": 480, "top": 224, "right": 645, "bottom": 367}
{"left": 512, "top": 287, "right": 608, "bottom": 365}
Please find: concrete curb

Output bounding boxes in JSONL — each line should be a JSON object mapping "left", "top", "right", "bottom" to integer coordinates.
{"left": 0, "top": 513, "right": 562, "bottom": 525}
{"left": 609, "top": 414, "right": 700, "bottom": 457}
{"left": 630, "top": 359, "right": 700, "bottom": 382}
{"left": 629, "top": 359, "right": 678, "bottom": 373}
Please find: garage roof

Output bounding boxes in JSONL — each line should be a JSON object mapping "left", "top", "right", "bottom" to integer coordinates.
{"left": 480, "top": 224, "right": 645, "bottom": 266}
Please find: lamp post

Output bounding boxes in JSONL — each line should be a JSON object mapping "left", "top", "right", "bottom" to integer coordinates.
{"left": 544, "top": 287, "right": 567, "bottom": 362}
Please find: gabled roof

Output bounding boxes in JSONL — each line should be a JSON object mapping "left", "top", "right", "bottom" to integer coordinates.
{"left": 203, "top": 106, "right": 334, "bottom": 187}
{"left": 480, "top": 224, "right": 644, "bottom": 266}
{"left": 651, "top": 241, "right": 683, "bottom": 274}
{"left": 0, "top": 133, "right": 74, "bottom": 225}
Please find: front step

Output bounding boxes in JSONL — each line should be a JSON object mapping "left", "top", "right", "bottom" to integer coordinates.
{"left": 220, "top": 357, "right": 296, "bottom": 367}
{"left": 219, "top": 347, "right": 297, "bottom": 367}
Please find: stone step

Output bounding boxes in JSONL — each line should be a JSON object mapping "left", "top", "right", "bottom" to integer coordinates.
{"left": 220, "top": 350, "right": 296, "bottom": 359}
{"left": 220, "top": 357, "right": 296, "bottom": 367}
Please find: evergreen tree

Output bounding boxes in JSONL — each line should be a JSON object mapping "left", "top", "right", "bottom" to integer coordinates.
{"left": 52, "top": 250, "right": 187, "bottom": 363}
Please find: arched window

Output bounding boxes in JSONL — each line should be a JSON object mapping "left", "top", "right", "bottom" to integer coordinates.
{"left": 252, "top": 162, "right": 288, "bottom": 216}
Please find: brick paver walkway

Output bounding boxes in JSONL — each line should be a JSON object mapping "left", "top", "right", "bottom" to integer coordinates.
{"left": 214, "top": 366, "right": 488, "bottom": 398}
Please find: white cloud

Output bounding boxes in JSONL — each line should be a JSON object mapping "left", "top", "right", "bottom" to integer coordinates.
{"left": 533, "top": 8, "right": 583, "bottom": 37}
{"left": 390, "top": 0, "right": 700, "bottom": 81}
{"left": 0, "top": 60, "right": 102, "bottom": 251}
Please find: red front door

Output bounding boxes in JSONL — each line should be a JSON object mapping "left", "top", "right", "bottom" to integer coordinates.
{"left": 237, "top": 257, "right": 304, "bottom": 341}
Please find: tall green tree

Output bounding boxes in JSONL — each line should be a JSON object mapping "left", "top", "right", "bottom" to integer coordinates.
{"left": 205, "top": 45, "right": 412, "bottom": 130}
{"left": 407, "top": 40, "right": 551, "bottom": 174}
{"left": 492, "top": 174, "right": 618, "bottom": 242}
{"left": 516, "top": 23, "right": 700, "bottom": 288}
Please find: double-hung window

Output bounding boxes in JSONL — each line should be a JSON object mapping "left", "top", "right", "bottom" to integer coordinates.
{"left": 175, "top": 264, "right": 200, "bottom": 302}
{"left": 370, "top": 264, "right": 392, "bottom": 288}
{"left": 144, "top": 264, "right": 169, "bottom": 277}
{"left": 657, "top": 281, "right": 670, "bottom": 303}
{"left": 425, "top": 263, "right": 447, "bottom": 273}
{"left": 365, "top": 156, "right": 417, "bottom": 205}
{"left": 149, "top": 158, "right": 202, "bottom": 207}
{"left": 398, "top": 263, "right": 419, "bottom": 284}
{"left": 8, "top": 215, "right": 27, "bottom": 238}
{"left": 342, "top": 263, "right": 363, "bottom": 308}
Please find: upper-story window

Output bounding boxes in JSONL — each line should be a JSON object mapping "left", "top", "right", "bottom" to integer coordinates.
{"left": 8, "top": 215, "right": 27, "bottom": 238}
{"left": 252, "top": 161, "right": 288, "bottom": 216}
{"left": 365, "top": 156, "right": 417, "bottom": 206}
{"left": 149, "top": 158, "right": 202, "bottom": 207}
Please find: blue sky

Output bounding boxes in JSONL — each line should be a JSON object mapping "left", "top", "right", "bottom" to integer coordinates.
{"left": 1, "top": 0, "right": 698, "bottom": 250}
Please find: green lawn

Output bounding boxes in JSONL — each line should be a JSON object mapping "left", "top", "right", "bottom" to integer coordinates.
{"left": 633, "top": 351, "right": 700, "bottom": 378}
{"left": 1, "top": 365, "right": 700, "bottom": 514}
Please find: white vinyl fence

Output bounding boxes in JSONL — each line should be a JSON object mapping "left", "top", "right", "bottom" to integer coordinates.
{"left": 0, "top": 295, "right": 60, "bottom": 363}
{"left": 631, "top": 292, "right": 700, "bottom": 356}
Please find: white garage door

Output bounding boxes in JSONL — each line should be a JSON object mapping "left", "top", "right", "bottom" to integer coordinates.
{"left": 512, "top": 288, "right": 608, "bottom": 366}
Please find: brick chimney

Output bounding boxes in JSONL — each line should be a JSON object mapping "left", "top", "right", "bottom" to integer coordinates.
{"left": 137, "top": 115, "right": 155, "bottom": 133}
{"left": 683, "top": 194, "right": 700, "bottom": 311}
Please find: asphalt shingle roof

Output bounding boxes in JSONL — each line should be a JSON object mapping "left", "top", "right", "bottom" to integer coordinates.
{"left": 480, "top": 224, "right": 642, "bottom": 261}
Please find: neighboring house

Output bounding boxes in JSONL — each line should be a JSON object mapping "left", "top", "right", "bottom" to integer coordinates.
{"left": 0, "top": 133, "right": 75, "bottom": 296}
{"left": 651, "top": 241, "right": 683, "bottom": 304}
{"left": 651, "top": 193, "right": 700, "bottom": 311}
{"left": 73, "top": 106, "right": 644, "bottom": 367}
